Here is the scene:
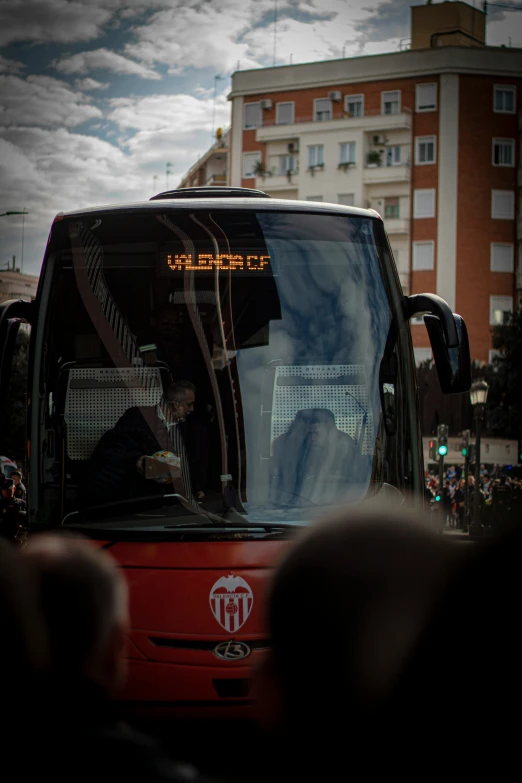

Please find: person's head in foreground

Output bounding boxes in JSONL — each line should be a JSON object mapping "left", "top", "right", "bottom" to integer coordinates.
{"left": 23, "top": 532, "right": 129, "bottom": 696}
{"left": 257, "top": 506, "right": 465, "bottom": 777}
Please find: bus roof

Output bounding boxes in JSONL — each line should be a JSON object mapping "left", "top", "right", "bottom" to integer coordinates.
{"left": 54, "top": 197, "right": 382, "bottom": 222}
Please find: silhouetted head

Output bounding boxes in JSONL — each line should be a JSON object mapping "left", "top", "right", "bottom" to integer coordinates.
{"left": 23, "top": 533, "right": 129, "bottom": 695}
{"left": 257, "top": 508, "right": 461, "bottom": 776}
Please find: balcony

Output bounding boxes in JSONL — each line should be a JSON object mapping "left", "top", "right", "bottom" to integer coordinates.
{"left": 255, "top": 173, "right": 300, "bottom": 192}
{"left": 383, "top": 218, "right": 409, "bottom": 234}
{"left": 256, "top": 108, "right": 412, "bottom": 142}
{"left": 205, "top": 173, "right": 227, "bottom": 186}
{"left": 363, "top": 164, "right": 410, "bottom": 184}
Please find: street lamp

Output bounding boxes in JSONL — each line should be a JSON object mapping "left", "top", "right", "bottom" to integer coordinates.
{"left": 469, "top": 379, "right": 489, "bottom": 538}
{"left": 211, "top": 74, "right": 224, "bottom": 141}
{"left": 0, "top": 210, "right": 28, "bottom": 273}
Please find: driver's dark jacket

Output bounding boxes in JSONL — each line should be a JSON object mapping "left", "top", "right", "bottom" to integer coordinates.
{"left": 84, "top": 406, "right": 208, "bottom": 504}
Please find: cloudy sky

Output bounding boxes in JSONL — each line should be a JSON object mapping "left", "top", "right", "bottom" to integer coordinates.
{"left": 1, "top": 0, "right": 521, "bottom": 276}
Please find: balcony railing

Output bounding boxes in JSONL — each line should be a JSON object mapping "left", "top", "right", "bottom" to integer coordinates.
{"left": 256, "top": 106, "right": 412, "bottom": 128}
{"left": 383, "top": 218, "right": 409, "bottom": 234}
{"left": 363, "top": 163, "right": 411, "bottom": 184}
{"left": 205, "top": 173, "right": 227, "bottom": 186}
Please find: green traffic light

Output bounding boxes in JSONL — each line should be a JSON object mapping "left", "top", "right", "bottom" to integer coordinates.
{"left": 435, "top": 494, "right": 441, "bottom": 502}
{"left": 437, "top": 445, "right": 448, "bottom": 456}
{"left": 462, "top": 447, "right": 468, "bottom": 457}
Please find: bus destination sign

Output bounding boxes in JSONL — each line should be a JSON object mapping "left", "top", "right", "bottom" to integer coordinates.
{"left": 159, "top": 251, "right": 272, "bottom": 274}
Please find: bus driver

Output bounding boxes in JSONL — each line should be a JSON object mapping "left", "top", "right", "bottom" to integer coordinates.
{"left": 86, "top": 381, "right": 207, "bottom": 506}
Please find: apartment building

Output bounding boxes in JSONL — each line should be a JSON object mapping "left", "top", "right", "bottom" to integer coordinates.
{"left": 227, "top": 1, "right": 522, "bottom": 364}
{"left": 0, "top": 266, "right": 38, "bottom": 305}
{"left": 178, "top": 127, "right": 230, "bottom": 189}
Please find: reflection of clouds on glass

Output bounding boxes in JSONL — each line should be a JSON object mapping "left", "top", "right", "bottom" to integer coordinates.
{"left": 236, "top": 213, "right": 391, "bottom": 512}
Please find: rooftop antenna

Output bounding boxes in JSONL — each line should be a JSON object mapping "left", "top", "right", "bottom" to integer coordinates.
{"left": 273, "top": 0, "right": 277, "bottom": 66}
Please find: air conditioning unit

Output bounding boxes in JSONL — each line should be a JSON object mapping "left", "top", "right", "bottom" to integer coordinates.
{"left": 260, "top": 99, "right": 273, "bottom": 110}
{"left": 288, "top": 142, "right": 299, "bottom": 153}
{"left": 328, "top": 90, "right": 342, "bottom": 102}
{"left": 372, "top": 134, "right": 386, "bottom": 145}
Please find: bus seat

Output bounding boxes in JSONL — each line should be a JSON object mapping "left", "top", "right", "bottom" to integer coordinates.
{"left": 263, "top": 363, "right": 373, "bottom": 458}
{"left": 63, "top": 366, "right": 164, "bottom": 461}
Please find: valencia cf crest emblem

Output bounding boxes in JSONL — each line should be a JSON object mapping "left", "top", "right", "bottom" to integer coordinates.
{"left": 209, "top": 574, "right": 254, "bottom": 633}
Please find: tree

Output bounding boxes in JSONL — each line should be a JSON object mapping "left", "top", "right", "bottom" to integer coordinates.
{"left": 0, "top": 329, "right": 29, "bottom": 469}
{"left": 485, "top": 307, "right": 522, "bottom": 440}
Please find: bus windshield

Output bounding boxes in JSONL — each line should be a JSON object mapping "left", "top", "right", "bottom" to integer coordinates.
{"left": 37, "top": 207, "right": 418, "bottom": 530}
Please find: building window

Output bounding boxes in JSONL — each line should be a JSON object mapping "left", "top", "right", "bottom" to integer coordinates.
{"left": 314, "top": 98, "right": 331, "bottom": 121}
{"left": 278, "top": 154, "right": 295, "bottom": 175}
{"left": 306, "top": 195, "right": 323, "bottom": 201}
{"left": 339, "top": 142, "right": 356, "bottom": 164}
{"left": 308, "top": 145, "right": 324, "bottom": 167}
{"left": 415, "top": 136, "right": 436, "bottom": 165}
{"left": 490, "top": 243, "right": 514, "bottom": 273}
{"left": 386, "top": 146, "right": 401, "bottom": 166}
{"left": 414, "top": 189, "right": 436, "bottom": 219}
{"left": 338, "top": 193, "right": 354, "bottom": 206}
{"left": 416, "top": 82, "right": 437, "bottom": 112}
{"left": 244, "top": 102, "right": 262, "bottom": 130}
{"left": 276, "top": 102, "right": 294, "bottom": 125}
{"left": 493, "top": 138, "right": 515, "bottom": 167}
{"left": 382, "top": 90, "right": 400, "bottom": 115}
{"left": 242, "top": 151, "right": 261, "bottom": 179}
{"left": 384, "top": 197, "right": 400, "bottom": 219}
{"left": 412, "top": 241, "right": 435, "bottom": 271}
{"left": 345, "top": 94, "right": 364, "bottom": 117}
{"left": 490, "top": 295, "right": 512, "bottom": 325}
{"left": 491, "top": 190, "right": 515, "bottom": 220}
{"left": 494, "top": 85, "right": 516, "bottom": 114}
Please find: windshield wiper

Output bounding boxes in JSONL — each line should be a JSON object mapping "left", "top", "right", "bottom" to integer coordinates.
{"left": 163, "top": 506, "right": 303, "bottom": 531}
{"left": 62, "top": 493, "right": 228, "bottom": 526}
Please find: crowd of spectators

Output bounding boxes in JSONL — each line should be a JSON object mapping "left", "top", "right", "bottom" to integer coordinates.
{"left": 425, "top": 462, "right": 522, "bottom": 529}
{"left": 1, "top": 500, "right": 520, "bottom": 780}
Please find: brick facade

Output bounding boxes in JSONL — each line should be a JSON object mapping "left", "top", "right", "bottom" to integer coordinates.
{"left": 231, "top": 49, "right": 522, "bottom": 363}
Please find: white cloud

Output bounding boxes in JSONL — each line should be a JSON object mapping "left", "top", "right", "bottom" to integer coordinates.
{"left": 0, "top": 87, "right": 231, "bottom": 274}
{"left": 0, "top": 74, "right": 102, "bottom": 128}
{"left": 75, "top": 78, "right": 109, "bottom": 91}
{"left": 0, "top": 1, "right": 113, "bottom": 47}
{"left": 54, "top": 48, "right": 161, "bottom": 79}
{"left": 107, "top": 92, "right": 230, "bottom": 134}
{"left": 0, "top": 54, "right": 25, "bottom": 74}
{"left": 120, "top": 0, "right": 384, "bottom": 74}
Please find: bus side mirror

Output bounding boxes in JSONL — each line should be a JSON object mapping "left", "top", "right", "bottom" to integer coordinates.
{"left": 404, "top": 293, "right": 471, "bottom": 395}
{"left": 424, "top": 313, "right": 471, "bottom": 394}
{"left": 0, "top": 300, "right": 33, "bottom": 409}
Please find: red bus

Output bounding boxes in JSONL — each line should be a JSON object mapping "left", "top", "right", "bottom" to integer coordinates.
{"left": 0, "top": 187, "right": 470, "bottom": 716}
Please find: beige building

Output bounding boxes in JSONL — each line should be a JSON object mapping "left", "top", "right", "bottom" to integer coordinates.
{"left": 178, "top": 127, "right": 230, "bottom": 188}
{"left": 0, "top": 267, "right": 38, "bottom": 305}
{"left": 227, "top": 1, "right": 522, "bottom": 364}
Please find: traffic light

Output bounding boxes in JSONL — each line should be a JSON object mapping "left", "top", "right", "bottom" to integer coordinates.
{"left": 461, "top": 429, "right": 470, "bottom": 458}
{"left": 437, "top": 424, "right": 448, "bottom": 457}
{"left": 468, "top": 443, "right": 476, "bottom": 464}
{"left": 434, "top": 491, "right": 441, "bottom": 502}
{"left": 429, "top": 439, "right": 437, "bottom": 460}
